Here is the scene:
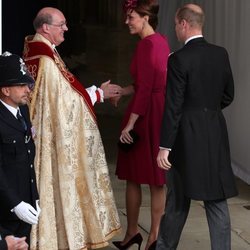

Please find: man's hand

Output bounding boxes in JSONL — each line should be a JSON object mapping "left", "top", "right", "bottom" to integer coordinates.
{"left": 13, "top": 201, "right": 38, "bottom": 225}
{"left": 5, "top": 236, "right": 28, "bottom": 250}
{"left": 100, "top": 80, "right": 122, "bottom": 99}
{"left": 157, "top": 149, "right": 172, "bottom": 170}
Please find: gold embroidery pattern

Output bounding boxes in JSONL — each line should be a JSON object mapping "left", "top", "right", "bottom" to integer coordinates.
{"left": 27, "top": 64, "right": 38, "bottom": 79}
{"left": 23, "top": 42, "right": 29, "bottom": 58}
{"left": 54, "top": 54, "right": 75, "bottom": 83}
{"left": 29, "top": 57, "right": 121, "bottom": 250}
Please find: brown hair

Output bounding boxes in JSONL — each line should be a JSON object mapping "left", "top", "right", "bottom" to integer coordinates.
{"left": 124, "top": 0, "right": 159, "bottom": 30}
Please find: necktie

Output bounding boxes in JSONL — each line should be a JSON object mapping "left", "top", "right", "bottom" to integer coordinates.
{"left": 16, "top": 110, "right": 27, "bottom": 131}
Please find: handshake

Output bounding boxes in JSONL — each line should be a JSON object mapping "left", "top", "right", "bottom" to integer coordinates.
{"left": 13, "top": 200, "right": 41, "bottom": 225}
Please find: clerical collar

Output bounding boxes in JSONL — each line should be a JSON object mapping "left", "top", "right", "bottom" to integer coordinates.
{"left": 185, "top": 35, "right": 203, "bottom": 44}
{"left": 33, "top": 33, "right": 54, "bottom": 49}
{"left": 33, "top": 33, "right": 58, "bottom": 55}
{"left": 0, "top": 100, "right": 19, "bottom": 118}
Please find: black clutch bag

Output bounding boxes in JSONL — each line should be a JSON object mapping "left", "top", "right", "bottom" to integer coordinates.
{"left": 118, "top": 130, "right": 140, "bottom": 152}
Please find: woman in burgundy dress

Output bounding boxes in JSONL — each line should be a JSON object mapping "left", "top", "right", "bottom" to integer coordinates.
{"left": 113, "top": 1, "right": 170, "bottom": 249}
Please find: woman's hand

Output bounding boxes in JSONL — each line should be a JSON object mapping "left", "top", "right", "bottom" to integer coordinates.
{"left": 120, "top": 124, "right": 134, "bottom": 144}
{"left": 120, "top": 113, "right": 139, "bottom": 143}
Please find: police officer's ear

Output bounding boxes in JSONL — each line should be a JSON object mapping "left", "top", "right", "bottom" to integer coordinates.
{"left": 0, "top": 87, "right": 10, "bottom": 97}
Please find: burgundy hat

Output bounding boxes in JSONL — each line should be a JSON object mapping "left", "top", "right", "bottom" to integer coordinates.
{"left": 123, "top": 0, "right": 138, "bottom": 13}
{"left": 0, "top": 51, "right": 34, "bottom": 87}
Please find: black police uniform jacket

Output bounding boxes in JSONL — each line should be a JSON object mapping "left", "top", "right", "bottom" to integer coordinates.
{"left": 0, "top": 102, "right": 39, "bottom": 220}
{"left": 160, "top": 37, "right": 238, "bottom": 200}
{"left": 0, "top": 224, "right": 12, "bottom": 249}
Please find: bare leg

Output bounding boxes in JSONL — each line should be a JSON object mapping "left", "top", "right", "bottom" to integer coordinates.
{"left": 145, "top": 185, "right": 166, "bottom": 250}
{"left": 121, "top": 180, "right": 142, "bottom": 244}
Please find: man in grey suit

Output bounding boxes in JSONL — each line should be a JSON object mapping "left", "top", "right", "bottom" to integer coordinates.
{"left": 156, "top": 4, "right": 238, "bottom": 250}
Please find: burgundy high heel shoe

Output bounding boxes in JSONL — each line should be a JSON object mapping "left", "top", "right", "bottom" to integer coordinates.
{"left": 148, "top": 240, "right": 157, "bottom": 250}
{"left": 113, "top": 232, "right": 143, "bottom": 250}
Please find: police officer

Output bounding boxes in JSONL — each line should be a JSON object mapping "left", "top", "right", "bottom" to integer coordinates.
{"left": 0, "top": 52, "right": 40, "bottom": 246}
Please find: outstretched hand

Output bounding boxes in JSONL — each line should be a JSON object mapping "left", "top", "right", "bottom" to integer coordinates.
{"left": 100, "top": 80, "right": 122, "bottom": 99}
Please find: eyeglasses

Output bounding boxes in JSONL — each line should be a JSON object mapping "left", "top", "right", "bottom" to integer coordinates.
{"left": 48, "top": 21, "right": 67, "bottom": 29}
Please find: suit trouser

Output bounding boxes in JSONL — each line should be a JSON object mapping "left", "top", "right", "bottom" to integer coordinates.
{"left": 156, "top": 168, "right": 231, "bottom": 250}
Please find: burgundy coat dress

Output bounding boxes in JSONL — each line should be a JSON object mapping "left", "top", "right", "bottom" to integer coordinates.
{"left": 116, "top": 33, "right": 170, "bottom": 185}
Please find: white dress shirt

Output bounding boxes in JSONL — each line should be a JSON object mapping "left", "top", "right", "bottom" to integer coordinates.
{"left": 0, "top": 100, "right": 19, "bottom": 118}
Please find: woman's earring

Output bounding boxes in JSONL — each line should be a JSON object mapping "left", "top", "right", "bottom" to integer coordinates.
{"left": 142, "top": 20, "right": 147, "bottom": 30}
